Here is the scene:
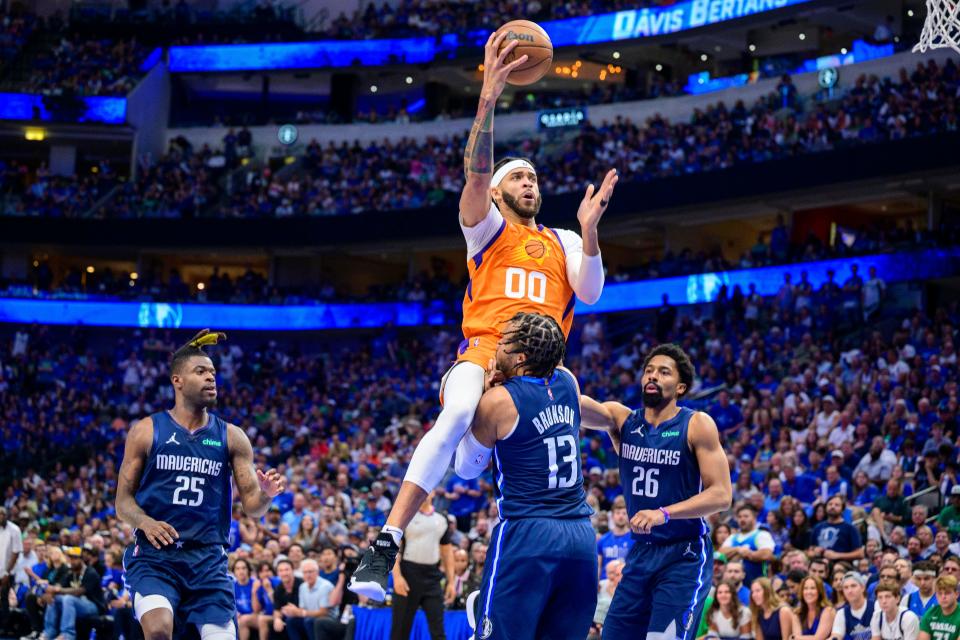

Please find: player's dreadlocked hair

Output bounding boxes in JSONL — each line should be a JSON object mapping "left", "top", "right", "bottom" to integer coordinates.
{"left": 170, "top": 329, "right": 227, "bottom": 374}
{"left": 501, "top": 312, "right": 566, "bottom": 379}
{"left": 641, "top": 343, "right": 695, "bottom": 396}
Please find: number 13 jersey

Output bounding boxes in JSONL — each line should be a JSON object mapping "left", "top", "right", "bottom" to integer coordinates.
{"left": 135, "top": 411, "right": 233, "bottom": 545}
{"left": 618, "top": 406, "right": 708, "bottom": 543}
{"left": 457, "top": 205, "right": 579, "bottom": 368}
{"left": 495, "top": 370, "right": 594, "bottom": 520}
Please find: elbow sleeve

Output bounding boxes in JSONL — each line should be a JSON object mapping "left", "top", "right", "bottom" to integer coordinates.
{"left": 454, "top": 431, "right": 493, "bottom": 480}
{"left": 573, "top": 252, "right": 605, "bottom": 304}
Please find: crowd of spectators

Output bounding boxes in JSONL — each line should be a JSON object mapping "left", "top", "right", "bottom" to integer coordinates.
{"left": 0, "top": 259, "right": 957, "bottom": 638}
{"left": 2, "top": 259, "right": 462, "bottom": 308}
{"left": 168, "top": 60, "right": 960, "bottom": 220}
{"left": 3, "top": 215, "right": 953, "bottom": 310}
{"left": 0, "top": 8, "right": 37, "bottom": 66}
{"left": 7, "top": 57, "right": 954, "bottom": 223}
{"left": 0, "top": 6, "right": 149, "bottom": 98}
{"left": 21, "top": 35, "right": 149, "bottom": 97}
{"left": 0, "top": 161, "right": 117, "bottom": 219}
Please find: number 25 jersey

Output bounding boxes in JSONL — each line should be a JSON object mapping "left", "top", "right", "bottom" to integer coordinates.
{"left": 618, "top": 406, "right": 708, "bottom": 543}
{"left": 458, "top": 205, "right": 579, "bottom": 367}
{"left": 134, "top": 411, "right": 232, "bottom": 545}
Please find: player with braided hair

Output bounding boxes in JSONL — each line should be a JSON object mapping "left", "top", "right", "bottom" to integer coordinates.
{"left": 350, "top": 29, "right": 617, "bottom": 602}
{"left": 115, "top": 329, "right": 286, "bottom": 640}
{"left": 495, "top": 311, "right": 567, "bottom": 378}
{"left": 452, "top": 312, "right": 598, "bottom": 639}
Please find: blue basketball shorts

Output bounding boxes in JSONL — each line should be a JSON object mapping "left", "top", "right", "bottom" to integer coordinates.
{"left": 601, "top": 535, "right": 713, "bottom": 640}
{"left": 473, "top": 517, "right": 598, "bottom": 640}
{"left": 123, "top": 540, "right": 235, "bottom": 628}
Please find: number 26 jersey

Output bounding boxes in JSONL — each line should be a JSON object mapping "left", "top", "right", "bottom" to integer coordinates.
{"left": 618, "top": 406, "right": 708, "bottom": 543}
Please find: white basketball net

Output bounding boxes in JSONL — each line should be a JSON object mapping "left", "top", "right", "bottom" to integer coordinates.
{"left": 915, "top": 0, "right": 960, "bottom": 54}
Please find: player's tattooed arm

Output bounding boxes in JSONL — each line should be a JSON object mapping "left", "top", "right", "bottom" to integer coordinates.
{"left": 460, "top": 97, "right": 496, "bottom": 227}
{"left": 115, "top": 418, "right": 152, "bottom": 529}
{"left": 116, "top": 418, "right": 180, "bottom": 548}
{"left": 229, "top": 424, "right": 286, "bottom": 518}
{"left": 461, "top": 31, "right": 525, "bottom": 227}
{"left": 464, "top": 101, "right": 494, "bottom": 178}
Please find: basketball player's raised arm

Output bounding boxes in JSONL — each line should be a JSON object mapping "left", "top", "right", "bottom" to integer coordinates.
{"left": 228, "top": 424, "right": 286, "bottom": 518}
{"left": 116, "top": 417, "right": 179, "bottom": 548}
{"left": 459, "top": 31, "right": 527, "bottom": 227}
{"left": 579, "top": 395, "right": 629, "bottom": 450}
{"left": 455, "top": 386, "right": 517, "bottom": 479}
{"left": 557, "top": 169, "right": 619, "bottom": 304}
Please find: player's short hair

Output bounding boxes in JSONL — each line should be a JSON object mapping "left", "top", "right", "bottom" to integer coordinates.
{"left": 502, "top": 312, "right": 566, "bottom": 379}
{"left": 170, "top": 329, "right": 227, "bottom": 374}
{"left": 641, "top": 344, "right": 695, "bottom": 395}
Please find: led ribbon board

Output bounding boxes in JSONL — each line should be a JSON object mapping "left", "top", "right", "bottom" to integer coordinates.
{"left": 0, "top": 93, "right": 127, "bottom": 124}
{"left": 1, "top": 249, "right": 957, "bottom": 329}
{"left": 168, "top": 0, "right": 814, "bottom": 72}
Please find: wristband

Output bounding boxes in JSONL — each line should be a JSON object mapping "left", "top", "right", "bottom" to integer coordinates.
{"left": 659, "top": 507, "right": 671, "bottom": 523}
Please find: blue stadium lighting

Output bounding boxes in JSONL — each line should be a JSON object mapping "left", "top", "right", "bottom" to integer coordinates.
{"left": 169, "top": 36, "right": 461, "bottom": 72}
{"left": 405, "top": 98, "right": 427, "bottom": 114}
{"left": 139, "top": 46, "right": 164, "bottom": 73}
{"left": 0, "top": 92, "right": 127, "bottom": 124}
{"left": 168, "top": 0, "right": 814, "bottom": 72}
{"left": 1, "top": 249, "right": 957, "bottom": 330}
{"left": 580, "top": 247, "right": 960, "bottom": 315}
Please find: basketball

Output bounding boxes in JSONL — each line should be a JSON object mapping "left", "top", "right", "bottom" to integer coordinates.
{"left": 525, "top": 239, "right": 546, "bottom": 258}
{"left": 495, "top": 20, "right": 553, "bottom": 86}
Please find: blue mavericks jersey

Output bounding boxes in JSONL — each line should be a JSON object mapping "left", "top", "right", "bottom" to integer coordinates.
{"left": 135, "top": 411, "right": 233, "bottom": 545}
{"left": 494, "top": 370, "right": 593, "bottom": 520}
{"left": 618, "top": 406, "right": 707, "bottom": 543}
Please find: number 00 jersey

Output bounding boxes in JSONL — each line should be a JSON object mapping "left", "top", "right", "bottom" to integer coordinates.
{"left": 618, "top": 406, "right": 708, "bottom": 544}
{"left": 494, "top": 370, "right": 593, "bottom": 520}
{"left": 457, "top": 205, "right": 580, "bottom": 367}
{"left": 134, "top": 411, "right": 232, "bottom": 545}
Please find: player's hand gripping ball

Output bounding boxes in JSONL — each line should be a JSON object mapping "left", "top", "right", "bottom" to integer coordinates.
{"left": 494, "top": 20, "right": 553, "bottom": 86}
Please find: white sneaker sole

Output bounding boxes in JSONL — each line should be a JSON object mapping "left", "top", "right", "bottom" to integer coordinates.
{"left": 348, "top": 578, "right": 387, "bottom": 602}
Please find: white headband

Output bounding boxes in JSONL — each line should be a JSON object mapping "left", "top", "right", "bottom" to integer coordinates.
{"left": 491, "top": 159, "right": 536, "bottom": 187}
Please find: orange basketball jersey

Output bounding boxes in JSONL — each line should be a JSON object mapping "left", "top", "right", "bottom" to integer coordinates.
{"left": 457, "top": 210, "right": 576, "bottom": 367}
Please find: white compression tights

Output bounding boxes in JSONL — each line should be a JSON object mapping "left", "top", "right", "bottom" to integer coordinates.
{"left": 403, "top": 361, "right": 486, "bottom": 491}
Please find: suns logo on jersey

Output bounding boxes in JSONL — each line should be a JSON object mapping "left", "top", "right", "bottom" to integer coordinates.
{"left": 511, "top": 233, "right": 551, "bottom": 267}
